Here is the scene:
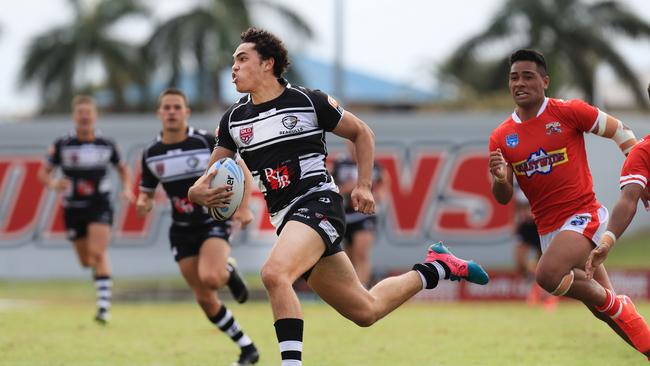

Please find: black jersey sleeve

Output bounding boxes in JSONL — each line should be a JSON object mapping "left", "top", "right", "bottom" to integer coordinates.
{"left": 216, "top": 112, "right": 237, "bottom": 152}
{"left": 139, "top": 150, "right": 159, "bottom": 193}
{"left": 46, "top": 139, "right": 62, "bottom": 166}
{"left": 307, "top": 89, "right": 344, "bottom": 131}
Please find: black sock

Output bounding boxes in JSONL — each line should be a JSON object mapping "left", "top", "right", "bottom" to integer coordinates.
{"left": 209, "top": 305, "right": 253, "bottom": 348}
{"left": 412, "top": 260, "right": 450, "bottom": 289}
{"left": 274, "top": 318, "right": 303, "bottom": 366}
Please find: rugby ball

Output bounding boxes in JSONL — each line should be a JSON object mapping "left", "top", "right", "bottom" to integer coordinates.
{"left": 208, "top": 157, "right": 245, "bottom": 221}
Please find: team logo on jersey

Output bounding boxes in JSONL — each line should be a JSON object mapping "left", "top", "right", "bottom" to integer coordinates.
{"left": 506, "top": 134, "right": 519, "bottom": 148}
{"left": 155, "top": 162, "right": 165, "bottom": 176}
{"left": 71, "top": 153, "right": 79, "bottom": 164}
{"left": 186, "top": 156, "right": 199, "bottom": 169}
{"left": 512, "top": 147, "right": 569, "bottom": 177}
{"left": 545, "top": 122, "right": 562, "bottom": 135}
{"left": 239, "top": 125, "right": 254, "bottom": 145}
{"left": 282, "top": 115, "right": 299, "bottom": 130}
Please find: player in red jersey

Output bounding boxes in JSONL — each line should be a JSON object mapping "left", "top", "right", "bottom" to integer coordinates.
{"left": 489, "top": 49, "right": 650, "bottom": 359}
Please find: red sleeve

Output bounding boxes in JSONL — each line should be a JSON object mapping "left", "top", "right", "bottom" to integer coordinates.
{"left": 564, "top": 99, "right": 600, "bottom": 133}
{"left": 620, "top": 141, "right": 650, "bottom": 189}
{"left": 489, "top": 131, "right": 501, "bottom": 152}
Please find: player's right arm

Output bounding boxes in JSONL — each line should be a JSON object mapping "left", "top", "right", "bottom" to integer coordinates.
{"left": 187, "top": 142, "right": 236, "bottom": 207}
{"left": 488, "top": 133, "right": 513, "bottom": 204}
{"left": 37, "top": 142, "right": 70, "bottom": 192}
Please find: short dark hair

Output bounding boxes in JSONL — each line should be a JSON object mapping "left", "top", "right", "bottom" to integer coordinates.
{"left": 158, "top": 88, "right": 189, "bottom": 107}
{"left": 240, "top": 27, "right": 290, "bottom": 78}
{"left": 509, "top": 49, "right": 547, "bottom": 76}
{"left": 71, "top": 95, "right": 96, "bottom": 109}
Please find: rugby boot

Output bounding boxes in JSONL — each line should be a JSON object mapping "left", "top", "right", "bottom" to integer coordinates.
{"left": 227, "top": 257, "right": 249, "bottom": 304}
{"left": 231, "top": 344, "right": 260, "bottom": 366}
{"left": 94, "top": 310, "right": 110, "bottom": 325}
{"left": 424, "top": 242, "right": 489, "bottom": 285}
{"left": 612, "top": 295, "right": 650, "bottom": 354}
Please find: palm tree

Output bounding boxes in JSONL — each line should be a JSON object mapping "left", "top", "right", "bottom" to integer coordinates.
{"left": 21, "top": 0, "right": 149, "bottom": 112}
{"left": 441, "top": 0, "right": 650, "bottom": 108}
{"left": 144, "top": 0, "right": 313, "bottom": 108}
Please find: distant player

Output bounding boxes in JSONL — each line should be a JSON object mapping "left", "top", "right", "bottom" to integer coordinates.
{"left": 37, "top": 95, "right": 134, "bottom": 324}
{"left": 135, "top": 88, "right": 259, "bottom": 366}
{"left": 489, "top": 49, "right": 650, "bottom": 358}
{"left": 331, "top": 140, "right": 388, "bottom": 287}
{"left": 189, "top": 27, "right": 489, "bottom": 366}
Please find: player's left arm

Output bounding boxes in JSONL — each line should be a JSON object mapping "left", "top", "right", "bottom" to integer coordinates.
{"left": 116, "top": 162, "right": 135, "bottom": 203}
{"left": 589, "top": 112, "right": 637, "bottom": 155}
{"left": 332, "top": 111, "right": 376, "bottom": 215}
{"left": 231, "top": 158, "right": 254, "bottom": 228}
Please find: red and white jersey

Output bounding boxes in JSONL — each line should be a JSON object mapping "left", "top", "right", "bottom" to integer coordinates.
{"left": 620, "top": 134, "right": 650, "bottom": 191}
{"left": 489, "top": 97, "right": 604, "bottom": 234}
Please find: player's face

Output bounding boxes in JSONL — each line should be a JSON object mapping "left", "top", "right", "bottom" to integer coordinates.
{"left": 157, "top": 95, "right": 190, "bottom": 132}
{"left": 72, "top": 102, "right": 97, "bottom": 132}
{"left": 509, "top": 61, "right": 549, "bottom": 109}
{"left": 231, "top": 43, "right": 272, "bottom": 93}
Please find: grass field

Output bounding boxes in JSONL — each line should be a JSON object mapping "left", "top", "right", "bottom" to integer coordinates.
{"left": 1, "top": 282, "right": 650, "bottom": 366}
{"left": 1, "top": 235, "right": 649, "bottom": 366}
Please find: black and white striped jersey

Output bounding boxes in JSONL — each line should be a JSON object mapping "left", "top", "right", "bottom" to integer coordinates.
{"left": 47, "top": 131, "right": 121, "bottom": 208}
{"left": 140, "top": 127, "right": 220, "bottom": 227}
{"left": 217, "top": 83, "right": 343, "bottom": 228}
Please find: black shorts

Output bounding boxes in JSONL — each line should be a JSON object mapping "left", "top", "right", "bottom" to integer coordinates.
{"left": 278, "top": 190, "right": 346, "bottom": 258}
{"left": 63, "top": 201, "right": 113, "bottom": 241}
{"left": 516, "top": 221, "right": 541, "bottom": 252}
{"left": 169, "top": 222, "right": 231, "bottom": 262}
{"left": 344, "top": 216, "right": 377, "bottom": 245}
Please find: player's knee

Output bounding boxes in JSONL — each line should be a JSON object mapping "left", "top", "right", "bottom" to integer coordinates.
{"left": 537, "top": 270, "right": 574, "bottom": 296}
{"left": 199, "top": 270, "right": 228, "bottom": 289}
{"left": 79, "top": 255, "right": 94, "bottom": 268}
{"left": 260, "top": 262, "right": 291, "bottom": 291}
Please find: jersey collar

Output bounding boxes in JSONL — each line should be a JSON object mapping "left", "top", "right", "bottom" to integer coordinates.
{"left": 511, "top": 97, "right": 549, "bottom": 123}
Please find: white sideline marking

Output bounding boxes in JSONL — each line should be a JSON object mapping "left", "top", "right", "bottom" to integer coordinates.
{"left": 0, "top": 299, "right": 41, "bottom": 311}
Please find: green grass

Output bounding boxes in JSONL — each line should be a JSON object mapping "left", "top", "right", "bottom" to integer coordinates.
{"left": 1, "top": 282, "right": 649, "bottom": 366}
{"left": 1, "top": 233, "right": 648, "bottom": 366}
{"left": 605, "top": 229, "right": 650, "bottom": 269}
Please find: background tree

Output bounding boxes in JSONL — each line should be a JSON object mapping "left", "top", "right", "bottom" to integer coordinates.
{"left": 144, "top": 0, "right": 313, "bottom": 109}
{"left": 441, "top": 0, "right": 650, "bottom": 109}
{"left": 21, "top": 0, "right": 149, "bottom": 113}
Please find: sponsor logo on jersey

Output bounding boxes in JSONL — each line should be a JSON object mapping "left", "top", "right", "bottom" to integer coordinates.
{"left": 240, "top": 125, "right": 254, "bottom": 145}
{"left": 512, "top": 147, "right": 568, "bottom": 177}
{"left": 76, "top": 179, "right": 95, "bottom": 196}
{"left": 282, "top": 115, "right": 298, "bottom": 130}
{"left": 506, "top": 133, "right": 519, "bottom": 148}
{"left": 328, "top": 95, "right": 344, "bottom": 114}
{"left": 319, "top": 197, "right": 331, "bottom": 204}
{"left": 545, "top": 122, "right": 562, "bottom": 135}
{"left": 569, "top": 214, "right": 590, "bottom": 226}
{"left": 264, "top": 164, "right": 291, "bottom": 190}
{"left": 172, "top": 196, "right": 194, "bottom": 214}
